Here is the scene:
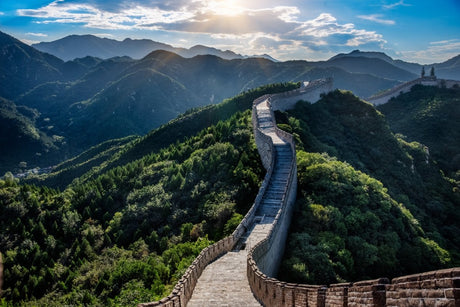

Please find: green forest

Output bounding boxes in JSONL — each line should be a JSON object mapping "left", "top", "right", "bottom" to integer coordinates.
{"left": 1, "top": 84, "right": 459, "bottom": 305}
{"left": 1, "top": 83, "right": 300, "bottom": 306}
{"left": 277, "top": 88, "right": 460, "bottom": 284}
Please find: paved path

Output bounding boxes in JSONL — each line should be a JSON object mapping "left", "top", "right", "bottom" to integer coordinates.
{"left": 187, "top": 99, "right": 293, "bottom": 306}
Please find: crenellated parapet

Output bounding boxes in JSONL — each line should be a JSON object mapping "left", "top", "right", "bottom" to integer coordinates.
{"left": 269, "top": 78, "right": 333, "bottom": 111}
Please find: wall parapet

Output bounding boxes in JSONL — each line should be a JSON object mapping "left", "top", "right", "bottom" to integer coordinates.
{"left": 246, "top": 81, "right": 460, "bottom": 307}
{"left": 367, "top": 77, "right": 460, "bottom": 105}
{"left": 138, "top": 89, "right": 285, "bottom": 306}
{"left": 247, "top": 266, "right": 460, "bottom": 307}
{"left": 270, "top": 78, "right": 333, "bottom": 111}
{"left": 138, "top": 236, "right": 235, "bottom": 307}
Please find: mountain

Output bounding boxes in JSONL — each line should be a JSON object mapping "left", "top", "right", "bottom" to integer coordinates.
{"left": 0, "top": 33, "right": 396, "bottom": 172}
{"left": 12, "top": 48, "right": 398, "bottom": 156}
{"left": 330, "top": 49, "right": 395, "bottom": 62}
{"left": 0, "top": 31, "right": 64, "bottom": 99}
{"left": 433, "top": 54, "right": 460, "bottom": 80}
{"left": 32, "top": 34, "right": 250, "bottom": 61}
{"left": 33, "top": 34, "right": 178, "bottom": 61}
{"left": 0, "top": 97, "right": 63, "bottom": 174}
{"left": 323, "top": 56, "right": 417, "bottom": 81}
{"left": 329, "top": 49, "right": 460, "bottom": 80}
{"left": 3, "top": 30, "right": 458, "bottom": 175}
{"left": 1, "top": 84, "right": 284, "bottom": 305}
{"left": 276, "top": 90, "right": 459, "bottom": 283}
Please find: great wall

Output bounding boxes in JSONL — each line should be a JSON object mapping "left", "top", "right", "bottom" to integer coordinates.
{"left": 140, "top": 78, "right": 460, "bottom": 307}
{"left": 366, "top": 76, "right": 460, "bottom": 105}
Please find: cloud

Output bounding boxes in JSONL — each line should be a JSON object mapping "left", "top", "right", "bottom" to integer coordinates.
{"left": 26, "top": 32, "right": 48, "bottom": 37}
{"left": 358, "top": 14, "right": 395, "bottom": 25}
{"left": 400, "top": 39, "right": 460, "bottom": 64}
{"left": 15, "top": 0, "right": 389, "bottom": 60}
{"left": 430, "top": 39, "right": 459, "bottom": 45}
{"left": 383, "top": 0, "right": 411, "bottom": 9}
{"left": 92, "top": 33, "right": 115, "bottom": 38}
{"left": 294, "top": 13, "right": 386, "bottom": 47}
{"left": 17, "top": 0, "right": 195, "bottom": 30}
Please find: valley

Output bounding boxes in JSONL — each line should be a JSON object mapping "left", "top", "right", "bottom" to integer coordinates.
{"left": 2, "top": 30, "right": 460, "bottom": 175}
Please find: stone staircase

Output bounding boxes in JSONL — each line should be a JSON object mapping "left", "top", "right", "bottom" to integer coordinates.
{"left": 140, "top": 80, "right": 460, "bottom": 307}
{"left": 186, "top": 98, "right": 295, "bottom": 306}
{"left": 254, "top": 145, "right": 292, "bottom": 218}
{"left": 139, "top": 82, "right": 330, "bottom": 307}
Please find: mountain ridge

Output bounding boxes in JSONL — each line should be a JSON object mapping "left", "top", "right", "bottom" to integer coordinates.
{"left": 32, "top": 34, "right": 277, "bottom": 62}
{"left": 1, "top": 29, "right": 459, "bottom": 175}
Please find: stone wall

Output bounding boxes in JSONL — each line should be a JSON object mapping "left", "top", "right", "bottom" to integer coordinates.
{"left": 247, "top": 268, "right": 460, "bottom": 307}
{"left": 250, "top": 90, "right": 298, "bottom": 278}
{"left": 367, "top": 78, "right": 460, "bottom": 105}
{"left": 252, "top": 94, "right": 275, "bottom": 170}
{"left": 347, "top": 278, "right": 388, "bottom": 307}
{"left": 138, "top": 90, "right": 283, "bottom": 307}
{"left": 139, "top": 80, "right": 460, "bottom": 307}
{"left": 386, "top": 268, "right": 460, "bottom": 307}
{"left": 270, "top": 78, "right": 333, "bottom": 111}
{"left": 138, "top": 236, "right": 235, "bottom": 307}
{"left": 246, "top": 81, "right": 460, "bottom": 307}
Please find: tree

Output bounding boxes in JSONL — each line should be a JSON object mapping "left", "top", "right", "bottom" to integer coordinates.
{"left": 430, "top": 66, "right": 435, "bottom": 77}
{"left": 421, "top": 66, "right": 425, "bottom": 78}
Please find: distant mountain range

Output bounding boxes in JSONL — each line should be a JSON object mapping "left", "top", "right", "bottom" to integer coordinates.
{"left": 330, "top": 49, "right": 460, "bottom": 80}
{"left": 1, "top": 30, "right": 459, "bottom": 174}
{"left": 32, "top": 34, "right": 278, "bottom": 62}
{"left": 32, "top": 34, "right": 460, "bottom": 82}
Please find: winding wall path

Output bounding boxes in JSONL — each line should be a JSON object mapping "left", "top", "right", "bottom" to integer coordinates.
{"left": 187, "top": 93, "right": 297, "bottom": 306}
{"left": 139, "top": 78, "right": 459, "bottom": 307}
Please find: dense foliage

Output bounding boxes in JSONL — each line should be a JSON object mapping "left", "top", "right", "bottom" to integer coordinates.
{"left": 279, "top": 151, "right": 450, "bottom": 284}
{"left": 0, "top": 97, "right": 63, "bottom": 174}
{"left": 278, "top": 90, "right": 459, "bottom": 284}
{"left": 0, "top": 108, "right": 263, "bottom": 306}
{"left": 378, "top": 84, "right": 460, "bottom": 178}
{"left": 1, "top": 82, "right": 458, "bottom": 305}
{"left": 25, "top": 82, "right": 298, "bottom": 189}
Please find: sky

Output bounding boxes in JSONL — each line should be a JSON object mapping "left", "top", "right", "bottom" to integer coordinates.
{"left": 0, "top": 0, "right": 459, "bottom": 63}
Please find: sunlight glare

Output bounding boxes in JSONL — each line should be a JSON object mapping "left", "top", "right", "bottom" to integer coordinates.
{"left": 205, "top": 0, "right": 246, "bottom": 16}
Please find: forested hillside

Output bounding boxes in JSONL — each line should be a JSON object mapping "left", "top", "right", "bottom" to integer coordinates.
{"left": 0, "top": 30, "right": 400, "bottom": 175}
{"left": 3, "top": 30, "right": 459, "bottom": 176}
{"left": 378, "top": 85, "right": 460, "bottom": 178}
{"left": 1, "top": 80, "right": 458, "bottom": 305}
{"left": 0, "top": 83, "right": 298, "bottom": 306}
{"left": 277, "top": 90, "right": 459, "bottom": 284}
{"left": 0, "top": 97, "right": 62, "bottom": 172}
{"left": 24, "top": 83, "right": 299, "bottom": 189}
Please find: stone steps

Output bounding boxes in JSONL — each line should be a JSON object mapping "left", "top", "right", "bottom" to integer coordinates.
{"left": 185, "top": 97, "right": 294, "bottom": 307}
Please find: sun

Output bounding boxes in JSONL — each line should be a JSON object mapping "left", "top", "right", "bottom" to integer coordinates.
{"left": 205, "top": 0, "right": 246, "bottom": 16}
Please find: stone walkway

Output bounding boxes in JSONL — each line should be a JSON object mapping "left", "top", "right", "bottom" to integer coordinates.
{"left": 186, "top": 98, "right": 292, "bottom": 306}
